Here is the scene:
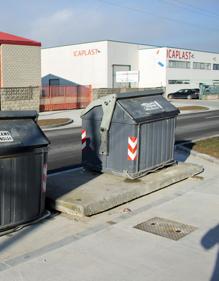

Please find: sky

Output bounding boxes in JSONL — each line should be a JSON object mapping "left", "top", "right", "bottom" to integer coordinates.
{"left": 1, "top": 0, "right": 219, "bottom": 52}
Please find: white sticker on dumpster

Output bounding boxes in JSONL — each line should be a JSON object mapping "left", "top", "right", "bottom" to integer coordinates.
{"left": 141, "top": 101, "right": 163, "bottom": 111}
{"left": 0, "top": 131, "right": 14, "bottom": 142}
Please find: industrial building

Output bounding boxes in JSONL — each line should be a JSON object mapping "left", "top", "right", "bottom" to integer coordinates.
{"left": 41, "top": 40, "right": 219, "bottom": 95}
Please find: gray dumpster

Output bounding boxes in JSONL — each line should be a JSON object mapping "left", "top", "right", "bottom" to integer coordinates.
{"left": 0, "top": 111, "right": 49, "bottom": 231}
{"left": 81, "top": 89, "right": 179, "bottom": 179}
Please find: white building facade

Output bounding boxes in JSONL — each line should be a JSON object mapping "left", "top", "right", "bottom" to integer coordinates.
{"left": 42, "top": 40, "right": 219, "bottom": 95}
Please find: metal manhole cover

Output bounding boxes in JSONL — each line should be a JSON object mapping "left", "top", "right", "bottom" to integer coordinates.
{"left": 134, "top": 217, "right": 197, "bottom": 241}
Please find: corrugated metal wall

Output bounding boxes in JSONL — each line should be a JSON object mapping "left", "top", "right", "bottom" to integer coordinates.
{"left": 139, "top": 118, "right": 175, "bottom": 171}
{"left": 0, "top": 151, "right": 44, "bottom": 230}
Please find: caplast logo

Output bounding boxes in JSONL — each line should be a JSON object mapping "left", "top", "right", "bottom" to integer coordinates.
{"left": 167, "top": 49, "right": 194, "bottom": 60}
{"left": 73, "top": 49, "right": 101, "bottom": 57}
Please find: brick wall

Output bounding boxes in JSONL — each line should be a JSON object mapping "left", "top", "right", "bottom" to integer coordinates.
{"left": 0, "top": 87, "right": 40, "bottom": 111}
{"left": 93, "top": 87, "right": 164, "bottom": 100}
{"left": 0, "top": 44, "right": 41, "bottom": 111}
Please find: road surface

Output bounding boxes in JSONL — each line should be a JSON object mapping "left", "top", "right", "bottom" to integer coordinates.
{"left": 45, "top": 110, "right": 219, "bottom": 171}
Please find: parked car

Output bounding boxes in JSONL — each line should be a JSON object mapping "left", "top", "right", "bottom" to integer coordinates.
{"left": 168, "top": 89, "right": 200, "bottom": 99}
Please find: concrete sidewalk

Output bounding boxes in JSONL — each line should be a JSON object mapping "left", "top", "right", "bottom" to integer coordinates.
{"left": 0, "top": 149, "right": 218, "bottom": 281}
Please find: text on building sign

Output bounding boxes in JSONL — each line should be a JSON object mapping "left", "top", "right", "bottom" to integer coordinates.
{"left": 73, "top": 49, "right": 101, "bottom": 57}
{"left": 167, "top": 49, "right": 194, "bottom": 60}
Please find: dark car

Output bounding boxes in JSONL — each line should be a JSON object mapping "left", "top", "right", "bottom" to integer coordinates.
{"left": 168, "top": 88, "right": 200, "bottom": 99}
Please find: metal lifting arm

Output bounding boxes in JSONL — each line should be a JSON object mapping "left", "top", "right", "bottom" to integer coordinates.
{"left": 81, "top": 94, "right": 117, "bottom": 155}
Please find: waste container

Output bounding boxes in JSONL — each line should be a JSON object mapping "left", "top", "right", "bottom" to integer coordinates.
{"left": 0, "top": 111, "right": 49, "bottom": 231}
{"left": 81, "top": 89, "right": 179, "bottom": 179}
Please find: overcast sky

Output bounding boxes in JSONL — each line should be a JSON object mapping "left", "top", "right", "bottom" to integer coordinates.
{"left": 1, "top": 0, "right": 219, "bottom": 51}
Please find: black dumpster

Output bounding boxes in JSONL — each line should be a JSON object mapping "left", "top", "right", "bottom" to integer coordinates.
{"left": 0, "top": 111, "right": 49, "bottom": 231}
{"left": 81, "top": 89, "right": 179, "bottom": 179}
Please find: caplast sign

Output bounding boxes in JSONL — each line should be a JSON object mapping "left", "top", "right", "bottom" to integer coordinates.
{"left": 73, "top": 48, "right": 101, "bottom": 57}
{"left": 167, "top": 49, "right": 194, "bottom": 60}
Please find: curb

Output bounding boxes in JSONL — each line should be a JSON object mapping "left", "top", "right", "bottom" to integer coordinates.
{"left": 40, "top": 119, "right": 73, "bottom": 129}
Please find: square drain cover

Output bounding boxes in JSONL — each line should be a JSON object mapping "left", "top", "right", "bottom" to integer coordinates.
{"left": 134, "top": 217, "right": 197, "bottom": 241}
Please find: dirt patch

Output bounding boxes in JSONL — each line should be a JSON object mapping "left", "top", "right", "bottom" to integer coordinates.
{"left": 178, "top": 106, "right": 208, "bottom": 111}
{"left": 184, "top": 137, "right": 219, "bottom": 159}
{"left": 38, "top": 118, "right": 72, "bottom": 127}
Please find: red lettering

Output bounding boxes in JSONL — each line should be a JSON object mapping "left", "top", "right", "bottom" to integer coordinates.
{"left": 73, "top": 48, "right": 101, "bottom": 57}
{"left": 176, "top": 50, "right": 180, "bottom": 59}
{"left": 166, "top": 49, "right": 194, "bottom": 60}
{"left": 169, "top": 49, "right": 173, "bottom": 58}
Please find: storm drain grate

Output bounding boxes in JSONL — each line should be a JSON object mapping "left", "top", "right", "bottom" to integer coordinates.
{"left": 134, "top": 217, "right": 197, "bottom": 241}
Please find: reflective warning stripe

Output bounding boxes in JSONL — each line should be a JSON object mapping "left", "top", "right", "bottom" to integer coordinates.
{"left": 128, "top": 136, "right": 138, "bottom": 160}
{"left": 81, "top": 129, "right": 87, "bottom": 150}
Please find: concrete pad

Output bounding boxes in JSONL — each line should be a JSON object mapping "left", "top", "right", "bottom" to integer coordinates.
{"left": 46, "top": 163, "right": 203, "bottom": 217}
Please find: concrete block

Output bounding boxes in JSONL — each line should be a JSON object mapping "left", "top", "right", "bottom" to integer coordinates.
{"left": 46, "top": 163, "right": 203, "bottom": 217}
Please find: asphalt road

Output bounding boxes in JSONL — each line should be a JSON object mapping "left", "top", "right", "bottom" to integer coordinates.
{"left": 45, "top": 110, "right": 219, "bottom": 171}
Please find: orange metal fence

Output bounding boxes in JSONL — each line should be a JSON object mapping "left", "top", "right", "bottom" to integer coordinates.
{"left": 40, "top": 85, "right": 92, "bottom": 111}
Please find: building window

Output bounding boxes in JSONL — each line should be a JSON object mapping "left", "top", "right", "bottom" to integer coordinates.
{"left": 193, "top": 62, "right": 211, "bottom": 70}
{"left": 213, "top": 64, "right": 219, "bottom": 70}
{"left": 168, "top": 80, "right": 190, "bottom": 84}
{"left": 168, "top": 60, "right": 191, "bottom": 69}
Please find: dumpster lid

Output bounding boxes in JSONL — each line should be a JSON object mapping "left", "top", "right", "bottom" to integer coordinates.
{"left": 118, "top": 93, "right": 179, "bottom": 122}
{"left": 0, "top": 111, "right": 49, "bottom": 154}
{"left": 81, "top": 88, "right": 179, "bottom": 123}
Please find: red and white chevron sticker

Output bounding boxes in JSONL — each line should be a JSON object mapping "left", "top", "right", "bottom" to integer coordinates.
{"left": 81, "top": 129, "right": 87, "bottom": 150}
{"left": 128, "top": 136, "right": 138, "bottom": 160}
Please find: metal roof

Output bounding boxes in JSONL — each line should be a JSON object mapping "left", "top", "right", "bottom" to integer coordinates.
{"left": 42, "top": 39, "right": 156, "bottom": 49}
{"left": 42, "top": 39, "right": 219, "bottom": 54}
{"left": 0, "top": 31, "right": 41, "bottom": 47}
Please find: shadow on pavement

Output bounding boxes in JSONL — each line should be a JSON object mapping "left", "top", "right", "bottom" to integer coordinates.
{"left": 0, "top": 215, "right": 53, "bottom": 257}
{"left": 201, "top": 224, "right": 219, "bottom": 281}
{"left": 46, "top": 117, "right": 102, "bottom": 202}
{"left": 174, "top": 140, "right": 195, "bottom": 163}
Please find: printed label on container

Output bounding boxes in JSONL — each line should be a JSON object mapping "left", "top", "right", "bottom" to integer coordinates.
{"left": 141, "top": 101, "right": 163, "bottom": 112}
{"left": 0, "top": 131, "right": 14, "bottom": 142}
